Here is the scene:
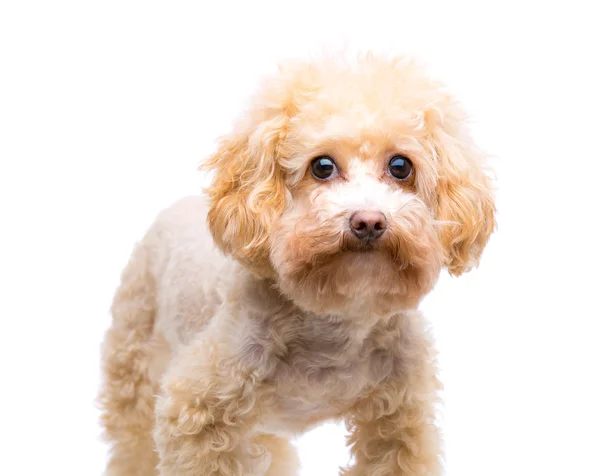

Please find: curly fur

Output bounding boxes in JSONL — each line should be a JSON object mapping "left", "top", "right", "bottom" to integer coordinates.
{"left": 99, "top": 53, "right": 495, "bottom": 475}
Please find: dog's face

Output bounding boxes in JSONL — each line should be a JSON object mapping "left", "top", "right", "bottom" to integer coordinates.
{"left": 205, "top": 56, "right": 495, "bottom": 317}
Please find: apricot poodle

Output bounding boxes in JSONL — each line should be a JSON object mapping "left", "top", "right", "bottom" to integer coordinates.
{"left": 99, "top": 53, "right": 495, "bottom": 475}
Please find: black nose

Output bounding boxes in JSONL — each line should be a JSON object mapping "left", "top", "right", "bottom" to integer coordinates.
{"left": 349, "top": 211, "right": 387, "bottom": 241}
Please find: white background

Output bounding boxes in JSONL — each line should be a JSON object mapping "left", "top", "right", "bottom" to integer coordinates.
{"left": 1, "top": 1, "right": 599, "bottom": 475}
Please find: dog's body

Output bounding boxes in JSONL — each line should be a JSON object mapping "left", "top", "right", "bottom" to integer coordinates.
{"left": 100, "top": 55, "right": 494, "bottom": 475}
{"left": 102, "top": 196, "right": 438, "bottom": 474}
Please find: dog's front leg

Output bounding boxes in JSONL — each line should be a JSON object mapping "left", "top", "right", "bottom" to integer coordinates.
{"left": 343, "top": 366, "right": 442, "bottom": 475}
{"left": 154, "top": 335, "right": 270, "bottom": 476}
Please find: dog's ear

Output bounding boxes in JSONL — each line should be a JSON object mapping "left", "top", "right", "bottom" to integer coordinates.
{"left": 203, "top": 108, "right": 289, "bottom": 278}
{"left": 432, "top": 115, "right": 496, "bottom": 276}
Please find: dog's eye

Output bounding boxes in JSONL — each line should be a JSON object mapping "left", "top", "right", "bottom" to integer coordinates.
{"left": 310, "top": 156, "right": 337, "bottom": 180}
{"left": 388, "top": 155, "right": 413, "bottom": 180}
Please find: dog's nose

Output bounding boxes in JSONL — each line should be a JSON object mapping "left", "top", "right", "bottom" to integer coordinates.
{"left": 349, "top": 211, "right": 387, "bottom": 241}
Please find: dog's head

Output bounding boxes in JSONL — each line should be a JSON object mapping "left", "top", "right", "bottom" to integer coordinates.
{"left": 205, "top": 55, "right": 495, "bottom": 317}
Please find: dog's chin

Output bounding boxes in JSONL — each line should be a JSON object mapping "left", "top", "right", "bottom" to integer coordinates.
{"left": 272, "top": 247, "right": 437, "bottom": 318}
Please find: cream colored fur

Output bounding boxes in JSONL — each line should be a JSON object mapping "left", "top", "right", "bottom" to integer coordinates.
{"left": 99, "top": 53, "right": 495, "bottom": 475}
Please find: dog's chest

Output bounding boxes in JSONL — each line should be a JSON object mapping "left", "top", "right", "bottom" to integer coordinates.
{"left": 254, "top": 318, "right": 399, "bottom": 433}
{"left": 264, "top": 357, "right": 370, "bottom": 433}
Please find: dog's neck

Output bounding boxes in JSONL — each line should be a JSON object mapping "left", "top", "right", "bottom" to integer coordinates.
{"left": 237, "top": 268, "right": 404, "bottom": 346}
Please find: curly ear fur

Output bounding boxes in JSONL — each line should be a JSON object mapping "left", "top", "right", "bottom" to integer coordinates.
{"left": 203, "top": 112, "right": 289, "bottom": 278}
{"left": 203, "top": 62, "right": 320, "bottom": 277}
{"left": 432, "top": 115, "right": 496, "bottom": 276}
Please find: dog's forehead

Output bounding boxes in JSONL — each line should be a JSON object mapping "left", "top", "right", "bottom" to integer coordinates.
{"left": 290, "top": 99, "right": 430, "bottom": 153}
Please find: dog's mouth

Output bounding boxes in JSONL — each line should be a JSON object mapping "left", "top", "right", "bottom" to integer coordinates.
{"left": 341, "top": 241, "right": 376, "bottom": 253}
{"left": 338, "top": 232, "right": 386, "bottom": 254}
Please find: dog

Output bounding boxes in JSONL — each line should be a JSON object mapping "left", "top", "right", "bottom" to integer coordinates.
{"left": 99, "top": 53, "right": 495, "bottom": 475}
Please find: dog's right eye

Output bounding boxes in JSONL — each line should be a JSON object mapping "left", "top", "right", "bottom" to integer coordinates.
{"left": 310, "top": 156, "right": 337, "bottom": 180}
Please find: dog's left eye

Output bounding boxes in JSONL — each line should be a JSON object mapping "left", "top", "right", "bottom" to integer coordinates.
{"left": 388, "top": 155, "right": 413, "bottom": 181}
{"left": 310, "top": 156, "right": 337, "bottom": 180}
